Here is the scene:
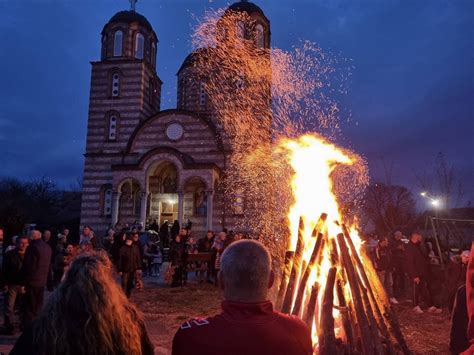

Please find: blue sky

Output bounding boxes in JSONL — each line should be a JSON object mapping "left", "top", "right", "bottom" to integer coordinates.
{"left": 0, "top": 0, "right": 472, "bottom": 205}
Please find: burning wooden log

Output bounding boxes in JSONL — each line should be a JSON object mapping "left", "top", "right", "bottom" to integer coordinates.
{"left": 304, "top": 282, "right": 320, "bottom": 330}
{"left": 342, "top": 225, "right": 408, "bottom": 355}
{"left": 276, "top": 250, "right": 295, "bottom": 310}
{"left": 291, "top": 214, "right": 327, "bottom": 316}
{"left": 336, "top": 278, "right": 355, "bottom": 353}
{"left": 276, "top": 215, "right": 410, "bottom": 355}
{"left": 318, "top": 266, "right": 337, "bottom": 355}
{"left": 281, "top": 217, "right": 305, "bottom": 314}
{"left": 359, "top": 246, "right": 411, "bottom": 355}
{"left": 360, "top": 285, "right": 385, "bottom": 355}
{"left": 336, "top": 232, "right": 374, "bottom": 354}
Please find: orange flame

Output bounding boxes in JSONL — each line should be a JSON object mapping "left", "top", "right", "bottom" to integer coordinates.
{"left": 278, "top": 133, "right": 365, "bottom": 347}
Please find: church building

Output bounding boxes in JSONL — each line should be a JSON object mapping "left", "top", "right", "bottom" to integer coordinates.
{"left": 80, "top": 1, "right": 271, "bottom": 236}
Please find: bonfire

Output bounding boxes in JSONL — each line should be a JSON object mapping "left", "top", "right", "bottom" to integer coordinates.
{"left": 191, "top": 7, "right": 410, "bottom": 354}
{"left": 275, "top": 135, "right": 410, "bottom": 355}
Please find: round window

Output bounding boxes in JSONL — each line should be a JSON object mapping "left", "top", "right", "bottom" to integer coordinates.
{"left": 166, "top": 123, "right": 184, "bottom": 141}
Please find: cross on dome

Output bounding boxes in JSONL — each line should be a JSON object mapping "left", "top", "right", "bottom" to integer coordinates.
{"left": 129, "top": 0, "right": 138, "bottom": 11}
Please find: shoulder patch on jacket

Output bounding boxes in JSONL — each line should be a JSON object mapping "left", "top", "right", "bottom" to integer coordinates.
{"left": 180, "top": 318, "right": 210, "bottom": 330}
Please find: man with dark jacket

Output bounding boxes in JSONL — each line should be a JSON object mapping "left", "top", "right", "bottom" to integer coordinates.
{"left": 374, "top": 236, "right": 398, "bottom": 304}
{"left": 169, "top": 235, "right": 186, "bottom": 287}
{"left": 21, "top": 230, "right": 52, "bottom": 325}
{"left": 390, "top": 231, "right": 406, "bottom": 298}
{"left": 118, "top": 235, "right": 142, "bottom": 298}
{"left": 198, "top": 231, "right": 215, "bottom": 283}
{"left": 2, "top": 236, "right": 28, "bottom": 334}
{"left": 404, "top": 232, "right": 441, "bottom": 314}
{"left": 172, "top": 240, "right": 312, "bottom": 355}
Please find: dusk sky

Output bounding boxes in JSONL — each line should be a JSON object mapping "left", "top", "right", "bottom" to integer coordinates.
{"left": 0, "top": 0, "right": 472, "bottom": 207}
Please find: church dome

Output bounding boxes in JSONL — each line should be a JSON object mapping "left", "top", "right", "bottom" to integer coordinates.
{"left": 177, "top": 48, "right": 215, "bottom": 74}
{"left": 103, "top": 10, "right": 154, "bottom": 33}
{"left": 227, "top": 1, "right": 269, "bottom": 22}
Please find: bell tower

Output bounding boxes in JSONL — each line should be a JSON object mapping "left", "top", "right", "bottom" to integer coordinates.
{"left": 85, "top": 3, "right": 162, "bottom": 155}
{"left": 81, "top": 2, "right": 162, "bottom": 231}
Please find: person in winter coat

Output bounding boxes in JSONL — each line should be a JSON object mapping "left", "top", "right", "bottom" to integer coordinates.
{"left": 445, "top": 251, "right": 470, "bottom": 310}
{"left": 374, "top": 236, "right": 398, "bottom": 304}
{"left": 21, "top": 230, "right": 52, "bottom": 326}
{"left": 198, "top": 231, "right": 214, "bottom": 253}
{"left": 160, "top": 221, "right": 171, "bottom": 249}
{"left": 53, "top": 244, "right": 74, "bottom": 287}
{"left": 211, "top": 232, "right": 228, "bottom": 284}
{"left": 450, "top": 284, "right": 469, "bottom": 354}
{"left": 390, "top": 231, "right": 406, "bottom": 298}
{"left": 79, "top": 225, "right": 98, "bottom": 250}
{"left": 169, "top": 235, "right": 186, "bottom": 287}
{"left": 171, "top": 220, "right": 180, "bottom": 241}
{"left": 118, "top": 235, "right": 142, "bottom": 298}
{"left": 10, "top": 253, "right": 154, "bottom": 355}
{"left": 110, "top": 232, "right": 126, "bottom": 268}
{"left": 198, "top": 231, "right": 215, "bottom": 283}
{"left": 404, "top": 232, "right": 441, "bottom": 314}
{"left": 2, "top": 236, "right": 28, "bottom": 334}
{"left": 102, "top": 228, "right": 115, "bottom": 253}
{"left": 172, "top": 240, "right": 312, "bottom": 355}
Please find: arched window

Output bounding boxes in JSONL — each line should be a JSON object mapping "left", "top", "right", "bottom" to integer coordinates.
{"left": 103, "top": 188, "right": 113, "bottom": 216}
{"left": 113, "top": 30, "right": 123, "bottom": 56}
{"left": 199, "top": 82, "right": 207, "bottom": 109}
{"left": 108, "top": 114, "right": 118, "bottom": 140}
{"left": 135, "top": 33, "right": 144, "bottom": 59}
{"left": 236, "top": 21, "right": 245, "bottom": 39}
{"left": 111, "top": 72, "right": 120, "bottom": 97}
{"left": 133, "top": 190, "right": 141, "bottom": 216}
{"left": 255, "top": 24, "right": 264, "bottom": 48}
{"left": 180, "top": 79, "right": 186, "bottom": 109}
{"left": 101, "top": 35, "right": 107, "bottom": 60}
{"left": 149, "top": 78, "right": 157, "bottom": 104}
{"left": 151, "top": 41, "right": 156, "bottom": 66}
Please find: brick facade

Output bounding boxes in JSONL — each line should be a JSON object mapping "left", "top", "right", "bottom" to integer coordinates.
{"left": 80, "top": 2, "right": 270, "bottom": 237}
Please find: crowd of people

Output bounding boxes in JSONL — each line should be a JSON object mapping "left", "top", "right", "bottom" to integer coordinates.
{"left": 365, "top": 230, "right": 474, "bottom": 354}
{"left": 366, "top": 230, "right": 470, "bottom": 317}
{"left": 0, "top": 224, "right": 314, "bottom": 355}
{"left": 0, "top": 224, "right": 472, "bottom": 354}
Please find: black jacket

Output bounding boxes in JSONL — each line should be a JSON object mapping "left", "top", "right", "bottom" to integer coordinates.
{"left": 389, "top": 238, "right": 405, "bottom": 265}
{"left": 197, "top": 236, "right": 214, "bottom": 252}
{"left": 118, "top": 244, "right": 142, "bottom": 273}
{"left": 450, "top": 284, "right": 470, "bottom": 354}
{"left": 3, "top": 249, "right": 25, "bottom": 285}
{"left": 22, "top": 239, "right": 52, "bottom": 288}
{"left": 170, "top": 241, "right": 186, "bottom": 266}
{"left": 404, "top": 241, "right": 430, "bottom": 280}
{"left": 374, "top": 245, "right": 393, "bottom": 271}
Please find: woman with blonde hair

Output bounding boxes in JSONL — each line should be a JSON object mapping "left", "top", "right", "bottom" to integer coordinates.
{"left": 11, "top": 252, "right": 154, "bottom": 355}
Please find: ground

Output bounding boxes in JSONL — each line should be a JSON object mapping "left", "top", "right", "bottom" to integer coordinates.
{"left": 0, "top": 277, "right": 452, "bottom": 354}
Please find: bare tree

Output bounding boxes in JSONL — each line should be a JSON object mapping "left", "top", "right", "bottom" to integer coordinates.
{"left": 416, "top": 152, "right": 463, "bottom": 208}
{"left": 362, "top": 182, "right": 418, "bottom": 236}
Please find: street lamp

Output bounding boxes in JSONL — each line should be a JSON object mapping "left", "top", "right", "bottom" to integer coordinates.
{"left": 420, "top": 192, "right": 442, "bottom": 217}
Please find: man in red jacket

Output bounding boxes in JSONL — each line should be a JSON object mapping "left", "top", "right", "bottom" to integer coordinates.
{"left": 172, "top": 240, "right": 313, "bottom": 355}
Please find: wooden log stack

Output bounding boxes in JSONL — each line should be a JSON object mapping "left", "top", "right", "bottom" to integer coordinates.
{"left": 277, "top": 215, "right": 411, "bottom": 355}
